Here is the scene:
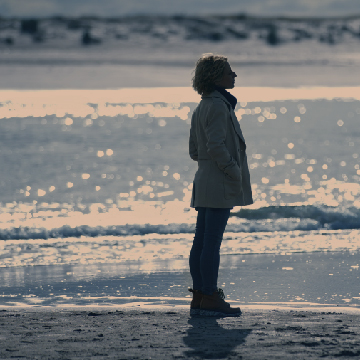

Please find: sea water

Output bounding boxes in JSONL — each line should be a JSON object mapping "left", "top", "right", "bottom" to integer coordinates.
{"left": 0, "top": 87, "right": 359, "bottom": 307}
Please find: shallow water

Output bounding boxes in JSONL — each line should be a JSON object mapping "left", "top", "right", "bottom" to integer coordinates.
{"left": 1, "top": 251, "right": 359, "bottom": 307}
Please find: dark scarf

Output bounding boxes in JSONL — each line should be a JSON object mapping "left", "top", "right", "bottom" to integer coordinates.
{"left": 214, "top": 85, "right": 237, "bottom": 110}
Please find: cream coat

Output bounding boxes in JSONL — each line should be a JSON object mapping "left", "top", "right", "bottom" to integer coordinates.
{"left": 189, "top": 90, "right": 253, "bottom": 208}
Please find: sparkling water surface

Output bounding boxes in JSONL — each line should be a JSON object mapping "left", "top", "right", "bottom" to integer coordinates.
{"left": 0, "top": 87, "right": 359, "bottom": 307}
{"left": 0, "top": 88, "right": 359, "bottom": 240}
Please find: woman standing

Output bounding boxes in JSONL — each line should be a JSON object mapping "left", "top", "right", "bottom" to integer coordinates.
{"left": 188, "top": 53, "right": 253, "bottom": 317}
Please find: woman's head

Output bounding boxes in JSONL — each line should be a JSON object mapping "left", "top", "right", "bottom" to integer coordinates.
{"left": 192, "top": 53, "right": 236, "bottom": 95}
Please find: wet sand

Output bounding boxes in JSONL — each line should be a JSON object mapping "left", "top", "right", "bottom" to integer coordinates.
{"left": 1, "top": 251, "right": 359, "bottom": 307}
{"left": 1, "top": 306, "right": 360, "bottom": 359}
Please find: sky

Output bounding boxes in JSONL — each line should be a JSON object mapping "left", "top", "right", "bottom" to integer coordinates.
{"left": 0, "top": 0, "right": 359, "bottom": 18}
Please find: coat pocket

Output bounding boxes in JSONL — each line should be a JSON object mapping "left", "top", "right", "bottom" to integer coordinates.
{"left": 223, "top": 175, "right": 241, "bottom": 200}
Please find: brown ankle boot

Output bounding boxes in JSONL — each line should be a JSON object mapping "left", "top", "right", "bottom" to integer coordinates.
{"left": 188, "top": 288, "right": 203, "bottom": 316}
{"left": 200, "top": 289, "right": 241, "bottom": 317}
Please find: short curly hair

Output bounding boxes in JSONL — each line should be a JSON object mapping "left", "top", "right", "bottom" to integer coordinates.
{"left": 192, "top": 53, "right": 228, "bottom": 96}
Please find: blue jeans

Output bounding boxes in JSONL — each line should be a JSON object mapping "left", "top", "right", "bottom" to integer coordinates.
{"left": 189, "top": 207, "right": 231, "bottom": 295}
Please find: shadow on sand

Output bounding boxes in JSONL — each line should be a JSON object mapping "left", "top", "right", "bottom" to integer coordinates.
{"left": 183, "top": 316, "right": 251, "bottom": 359}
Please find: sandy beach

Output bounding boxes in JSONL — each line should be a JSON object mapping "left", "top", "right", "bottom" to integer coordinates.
{"left": 1, "top": 306, "right": 360, "bottom": 359}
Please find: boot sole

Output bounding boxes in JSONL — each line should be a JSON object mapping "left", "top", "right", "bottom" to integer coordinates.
{"left": 190, "top": 308, "right": 201, "bottom": 316}
{"left": 199, "top": 309, "right": 242, "bottom": 317}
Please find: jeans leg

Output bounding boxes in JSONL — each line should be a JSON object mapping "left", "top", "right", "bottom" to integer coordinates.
{"left": 189, "top": 207, "right": 206, "bottom": 291}
{"left": 200, "top": 208, "right": 231, "bottom": 295}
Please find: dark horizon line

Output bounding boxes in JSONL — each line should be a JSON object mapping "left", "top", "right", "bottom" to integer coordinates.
{"left": 1, "top": 12, "right": 360, "bottom": 21}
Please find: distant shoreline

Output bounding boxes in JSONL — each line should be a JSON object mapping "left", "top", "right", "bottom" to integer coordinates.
{"left": 1, "top": 14, "right": 360, "bottom": 49}
{"left": 2, "top": 13, "right": 360, "bottom": 20}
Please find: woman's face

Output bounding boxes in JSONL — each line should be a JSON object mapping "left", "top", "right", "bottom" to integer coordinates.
{"left": 215, "top": 62, "right": 237, "bottom": 89}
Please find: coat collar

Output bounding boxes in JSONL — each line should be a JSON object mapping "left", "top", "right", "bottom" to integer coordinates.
{"left": 202, "top": 91, "right": 246, "bottom": 145}
{"left": 202, "top": 90, "right": 230, "bottom": 105}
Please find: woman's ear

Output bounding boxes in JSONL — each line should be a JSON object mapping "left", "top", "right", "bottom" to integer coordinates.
{"left": 214, "top": 66, "right": 226, "bottom": 86}
{"left": 214, "top": 75, "right": 223, "bottom": 86}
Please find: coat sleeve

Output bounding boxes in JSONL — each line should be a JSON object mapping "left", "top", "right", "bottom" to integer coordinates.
{"left": 205, "top": 101, "right": 241, "bottom": 180}
{"left": 189, "top": 110, "right": 198, "bottom": 161}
